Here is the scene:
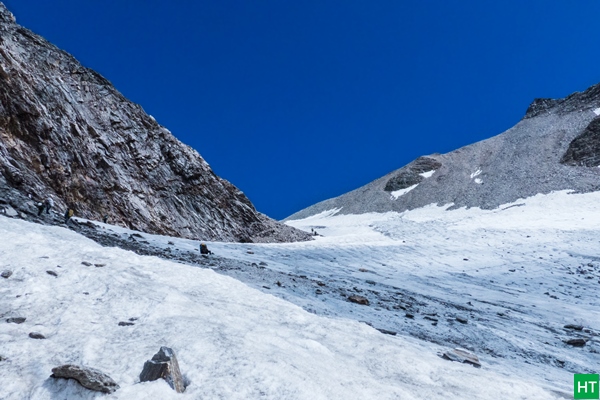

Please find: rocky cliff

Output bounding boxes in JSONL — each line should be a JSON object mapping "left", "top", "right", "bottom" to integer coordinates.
{"left": 0, "top": 4, "right": 310, "bottom": 243}
{"left": 287, "top": 82, "right": 600, "bottom": 220}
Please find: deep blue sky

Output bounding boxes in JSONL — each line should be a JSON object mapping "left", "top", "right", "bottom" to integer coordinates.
{"left": 6, "top": 1, "right": 600, "bottom": 219}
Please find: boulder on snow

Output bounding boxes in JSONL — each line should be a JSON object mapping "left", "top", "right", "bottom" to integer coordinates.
{"left": 565, "top": 338, "right": 587, "bottom": 347}
{"left": 2, "top": 205, "right": 18, "bottom": 217}
{"left": 29, "top": 332, "right": 46, "bottom": 339}
{"left": 442, "top": 348, "right": 481, "bottom": 368}
{"left": 1, "top": 270, "right": 12, "bottom": 278}
{"left": 348, "top": 295, "right": 369, "bottom": 305}
{"left": 51, "top": 364, "right": 119, "bottom": 394}
{"left": 6, "top": 317, "right": 25, "bottom": 324}
{"left": 139, "top": 346, "right": 185, "bottom": 393}
{"left": 564, "top": 324, "right": 584, "bottom": 331}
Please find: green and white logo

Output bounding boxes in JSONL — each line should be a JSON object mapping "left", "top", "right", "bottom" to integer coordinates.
{"left": 575, "top": 374, "right": 599, "bottom": 399}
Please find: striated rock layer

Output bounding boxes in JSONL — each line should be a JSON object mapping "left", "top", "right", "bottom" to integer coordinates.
{"left": 0, "top": 4, "right": 310, "bottom": 243}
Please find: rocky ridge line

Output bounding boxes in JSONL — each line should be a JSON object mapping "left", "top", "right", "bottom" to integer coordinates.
{"left": 0, "top": 3, "right": 310, "bottom": 243}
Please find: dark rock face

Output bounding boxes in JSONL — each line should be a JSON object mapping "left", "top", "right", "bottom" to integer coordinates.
{"left": 0, "top": 3, "right": 311, "bottom": 243}
{"left": 139, "top": 346, "right": 185, "bottom": 393}
{"left": 561, "top": 117, "right": 600, "bottom": 167}
{"left": 384, "top": 157, "right": 442, "bottom": 192}
{"left": 524, "top": 83, "right": 600, "bottom": 119}
{"left": 51, "top": 364, "right": 119, "bottom": 394}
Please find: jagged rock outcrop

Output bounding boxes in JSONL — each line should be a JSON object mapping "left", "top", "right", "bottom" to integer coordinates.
{"left": 560, "top": 116, "right": 600, "bottom": 167}
{"left": 139, "top": 347, "right": 185, "bottom": 393}
{"left": 0, "top": 3, "right": 311, "bottom": 243}
{"left": 287, "top": 82, "right": 600, "bottom": 220}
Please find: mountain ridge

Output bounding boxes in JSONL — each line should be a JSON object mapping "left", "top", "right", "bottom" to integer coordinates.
{"left": 286, "top": 82, "right": 600, "bottom": 221}
{"left": 0, "top": 3, "right": 310, "bottom": 243}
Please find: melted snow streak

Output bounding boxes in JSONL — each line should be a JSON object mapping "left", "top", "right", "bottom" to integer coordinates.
{"left": 3, "top": 191, "right": 598, "bottom": 399}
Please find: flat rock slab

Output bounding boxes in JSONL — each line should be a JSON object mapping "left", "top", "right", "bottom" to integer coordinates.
{"left": 6, "top": 317, "right": 25, "bottom": 324}
{"left": 51, "top": 364, "right": 119, "bottom": 394}
{"left": 140, "top": 346, "right": 185, "bottom": 393}
{"left": 29, "top": 332, "right": 45, "bottom": 339}
{"left": 442, "top": 348, "right": 481, "bottom": 368}
{"left": 1, "top": 270, "right": 12, "bottom": 278}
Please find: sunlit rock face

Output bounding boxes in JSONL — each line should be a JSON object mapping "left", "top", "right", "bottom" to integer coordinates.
{"left": 0, "top": 3, "right": 311, "bottom": 243}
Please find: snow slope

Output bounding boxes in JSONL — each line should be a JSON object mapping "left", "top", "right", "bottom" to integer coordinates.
{"left": 0, "top": 212, "right": 568, "bottom": 399}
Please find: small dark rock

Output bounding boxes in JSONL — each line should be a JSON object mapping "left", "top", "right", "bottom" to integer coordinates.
{"left": 29, "top": 332, "right": 46, "bottom": 339}
{"left": 366, "top": 280, "right": 376, "bottom": 285}
{"left": 259, "top": 261, "right": 268, "bottom": 266}
{"left": 51, "top": 364, "right": 119, "bottom": 393}
{"left": 424, "top": 316, "right": 438, "bottom": 322}
{"left": 129, "top": 317, "right": 138, "bottom": 322}
{"left": 139, "top": 347, "right": 185, "bottom": 393}
{"left": 94, "top": 264, "right": 106, "bottom": 268}
{"left": 83, "top": 292, "right": 89, "bottom": 295}
{"left": 81, "top": 261, "right": 92, "bottom": 266}
{"left": 315, "top": 289, "right": 322, "bottom": 295}
{"left": 118, "top": 321, "right": 134, "bottom": 326}
{"left": 46, "top": 270, "right": 58, "bottom": 277}
{"left": 348, "top": 295, "right": 369, "bottom": 305}
{"left": 405, "top": 313, "right": 415, "bottom": 319}
{"left": 6, "top": 317, "right": 26, "bottom": 324}
{"left": 456, "top": 317, "right": 468, "bottom": 324}
{"left": 316, "top": 281, "right": 326, "bottom": 287}
{"left": 565, "top": 338, "right": 587, "bottom": 347}
{"left": 1, "top": 270, "right": 12, "bottom": 279}
{"left": 262, "top": 286, "right": 271, "bottom": 290}
{"left": 358, "top": 268, "right": 369, "bottom": 272}
{"left": 247, "top": 251, "right": 254, "bottom": 254}
{"left": 167, "top": 241, "right": 175, "bottom": 245}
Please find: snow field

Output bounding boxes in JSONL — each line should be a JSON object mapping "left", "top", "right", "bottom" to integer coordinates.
{"left": 0, "top": 216, "right": 562, "bottom": 399}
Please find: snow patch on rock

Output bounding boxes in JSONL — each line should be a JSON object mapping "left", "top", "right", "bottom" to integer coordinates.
{"left": 390, "top": 184, "right": 418, "bottom": 200}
